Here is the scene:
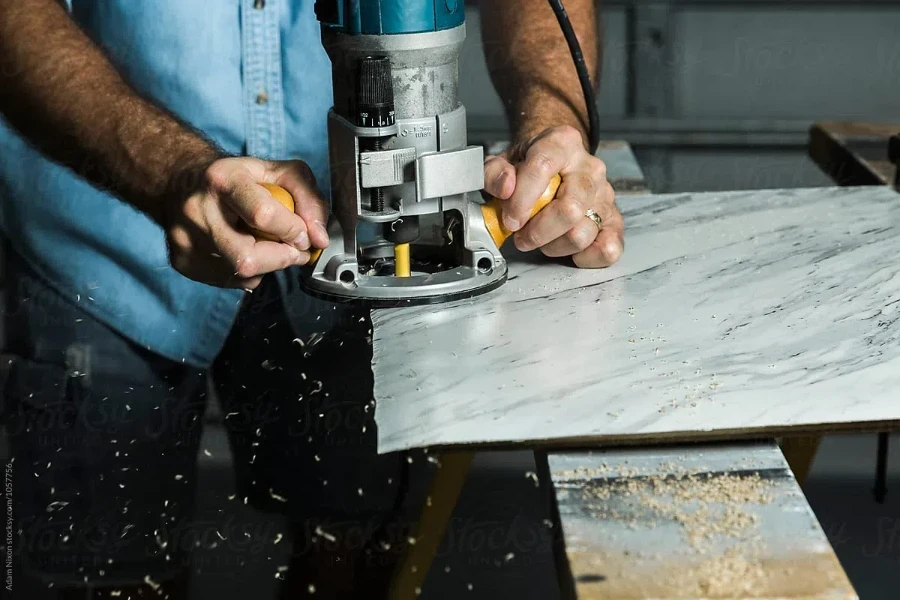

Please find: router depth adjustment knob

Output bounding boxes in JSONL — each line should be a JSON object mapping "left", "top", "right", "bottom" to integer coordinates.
{"left": 357, "top": 56, "right": 395, "bottom": 128}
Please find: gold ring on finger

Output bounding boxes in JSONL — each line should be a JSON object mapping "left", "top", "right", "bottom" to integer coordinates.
{"left": 585, "top": 208, "right": 603, "bottom": 231}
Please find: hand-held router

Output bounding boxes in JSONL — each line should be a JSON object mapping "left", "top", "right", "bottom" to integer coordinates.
{"left": 265, "top": 0, "right": 597, "bottom": 308}
{"left": 307, "top": 3, "right": 504, "bottom": 307}
{"left": 265, "top": 175, "right": 562, "bottom": 274}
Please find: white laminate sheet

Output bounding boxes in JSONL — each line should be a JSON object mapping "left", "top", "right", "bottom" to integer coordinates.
{"left": 372, "top": 186, "right": 900, "bottom": 453}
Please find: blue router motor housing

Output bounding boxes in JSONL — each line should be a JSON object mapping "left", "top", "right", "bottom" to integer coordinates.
{"left": 314, "top": 0, "right": 465, "bottom": 35}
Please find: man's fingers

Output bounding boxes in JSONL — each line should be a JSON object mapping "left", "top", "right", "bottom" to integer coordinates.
{"left": 503, "top": 127, "right": 582, "bottom": 232}
{"left": 572, "top": 226, "right": 625, "bottom": 268}
{"left": 538, "top": 220, "right": 601, "bottom": 258}
{"left": 204, "top": 203, "right": 309, "bottom": 278}
{"left": 570, "top": 201, "right": 625, "bottom": 268}
{"left": 170, "top": 242, "right": 262, "bottom": 289}
{"left": 237, "top": 276, "right": 265, "bottom": 291}
{"left": 230, "top": 241, "right": 311, "bottom": 278}
{"left": 273, "top": 160, "right": 331, "bottom": 250}
{"left": 512, "top": 173, "right": 594, "bottom": 252}
{"left": 173, "top": 255, "right": 264, "bottom": 290}
{"left": 211, "top": 166, "right": 310, "bottom": 249}
{"left": 483, "top": 155, "right": 516, "bottom": 200}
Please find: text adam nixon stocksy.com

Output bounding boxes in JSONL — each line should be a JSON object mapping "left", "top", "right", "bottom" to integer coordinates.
{"left": 5, "top": 461, "right": 13, "bottom": 593}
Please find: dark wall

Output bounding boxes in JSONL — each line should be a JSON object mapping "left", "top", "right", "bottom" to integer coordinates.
{"left": 460, "top": 1, "right": 900, "bottom": 192}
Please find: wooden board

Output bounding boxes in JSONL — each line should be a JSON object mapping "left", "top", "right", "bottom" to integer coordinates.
{"left": 549, "top": 442, "right": 857, "bottom": 599}
{"left": 371, "top": 185, "right": 900, "bottom": 453}
{"left": 808, "top": 121, "right": 900, "bottom": 187}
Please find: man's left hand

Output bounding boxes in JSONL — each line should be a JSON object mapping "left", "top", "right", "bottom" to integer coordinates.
{"left": 483, "top": 125, "right": 624, "bottom": 268}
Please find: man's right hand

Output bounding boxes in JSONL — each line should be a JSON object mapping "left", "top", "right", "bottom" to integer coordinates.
{"left": 165, "top": 157, "right": 330, "bottom": 290}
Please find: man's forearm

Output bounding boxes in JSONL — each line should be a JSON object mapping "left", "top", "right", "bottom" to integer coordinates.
{"left": 481, "top": 0, "right": 600, "bottom": 149}
{"left": 0, "top": 0, "right": 222, "bottom": 224}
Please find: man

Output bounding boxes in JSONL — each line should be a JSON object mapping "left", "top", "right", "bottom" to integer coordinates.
{"left": 0, "top": 0, "right": 623, "bottom": 598}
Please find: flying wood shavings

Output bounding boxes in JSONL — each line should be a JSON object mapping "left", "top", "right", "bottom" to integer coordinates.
{"left": 269, "top": 489, "right": 288, "bottom": 502}
{"left": 274, "top": 533, "right": 283, "bottom": 544}
{"left": 143, "top": 575, "right": 160, "bottom": 591}
{"left": 315, "top": 526, "right": 337, "bottom": 543}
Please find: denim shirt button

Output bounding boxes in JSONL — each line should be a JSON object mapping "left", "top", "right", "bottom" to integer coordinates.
{"left": 256, "top": 91, "right": 269, "bottom": 105}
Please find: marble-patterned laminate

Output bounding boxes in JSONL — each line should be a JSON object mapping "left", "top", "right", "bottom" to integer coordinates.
{"left": 372, "top": 186, "right": 900, "bottom": 453}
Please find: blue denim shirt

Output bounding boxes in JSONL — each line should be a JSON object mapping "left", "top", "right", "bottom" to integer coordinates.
{"left": 0, "top": 0, "right": 334, "bottom": 367}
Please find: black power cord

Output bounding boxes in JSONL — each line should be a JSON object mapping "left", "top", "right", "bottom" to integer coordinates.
{"left": 548, "top": 0, "right": 601, "bottom": 155}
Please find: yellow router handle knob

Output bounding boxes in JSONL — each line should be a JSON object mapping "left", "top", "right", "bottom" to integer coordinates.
{"left": 481, "top": 174, "right": 562, "bottom": 249}
{"left": 252, "top": 183, "right": 323, "bottom": 263}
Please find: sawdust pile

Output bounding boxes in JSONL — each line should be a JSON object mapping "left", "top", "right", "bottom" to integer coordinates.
{"left": 571, "top": 465, "right": 782, "bottom": 594}
{"left": 581, "top": 467, "right": 774, "bottom": 551}
{"left": 674, "top": 547, "right": 768, "bottom": 596}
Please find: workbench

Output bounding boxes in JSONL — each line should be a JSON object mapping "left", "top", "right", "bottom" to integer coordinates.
{"left": 807, "top": 120, "right": 900, "bottom": 504}
{"left": 545, "top": 443, "right": 854, "bottom": 599}
{"left": 535, "top": 142, "right": 854, "bottom": 600}
{"left": 390, "top": 140, "right": 859, "bottom": 599}
{"left": 808, "top": 121, "right": 900, "bottom": 188}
